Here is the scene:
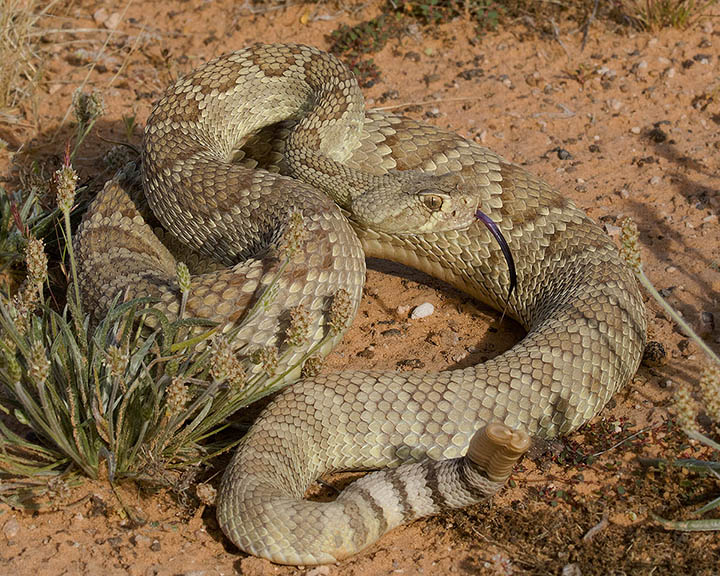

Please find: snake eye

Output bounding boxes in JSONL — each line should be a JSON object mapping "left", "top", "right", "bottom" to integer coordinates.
{"left": 420, "top": 192, "right": 444, "bottom": 212}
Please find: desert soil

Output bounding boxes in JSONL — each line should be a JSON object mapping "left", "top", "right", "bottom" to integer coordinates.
{"left": 1, "top": 1, "right": 719, "bottom": 575}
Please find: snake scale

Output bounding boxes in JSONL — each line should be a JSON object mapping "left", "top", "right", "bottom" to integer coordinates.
{"left": 75, "top": 43, "right": 646, "bottom": 565}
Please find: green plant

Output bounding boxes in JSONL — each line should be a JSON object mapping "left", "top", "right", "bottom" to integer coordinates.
{"left": 620, "top": 218, "right": 720, "bottom": 531}
{"left": 328, "top": 14, "right": 407, "bottom": 88}
{"left": 612, "top": 0, "right": 718, "bottom": 30}
{"left": 0, "top": 162, "right": 347, "bottom": 507}
{"left": 0, "top": 187, "right": 58, "bottom": 274}
{"left": 388, "top": 0, "right": 503, "bottom": 31}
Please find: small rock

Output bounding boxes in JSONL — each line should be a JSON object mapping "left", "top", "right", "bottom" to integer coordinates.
{"left": 458, "top": 68, "right": 484, "bottom": 81}
{"left": 700, "top": 311, "right": 715, "bottom": 333}
{"left": 650, "top": 176, "right": 662, "bottom": 185}
{"left": 92, "top": 7, "right": 109, "bottom": 24}
{"left": 556, "top": 148, "right": 572, "bottom": 160}
{"left": 131, "top": 534, "right": 152, "bottom": 547}
{"left": 604, "top": 223, "right": 621, "bottom": 237}
{"left": 607, "top": 98, "right": 623, "bottom": 111}
{"left": 563, "top": 564, "right": 583, "bottom": 576}
{"left": 357, "top": 347, "right": 375, "bottom": 359}
{"left": 397, "top": 358, "right": 425, "bottom": 369}
{"left": 3, "top": 518, "right": 19, "bottom": 539}
{"left": 647, "top": 127, "right": 667, "bottom": 143}
{"left": 525, "top": 72, "right": 540, "bottom": 86}
{"left": 410, "top": 302, "right": 434, "bottom": 319}
{"left": 397, "top": 304, "right": 411, "bottom": 316}
{"left": 307, "top": 567, "right": 332, "bottom": 576}
{"left": 630, "top": 126, "right": 641, "bottom": 134}
{"left": 381, "top": 328, "right": 403, "bottom": 337}
{"left": 637, "top": 60, "right": 648, "bottom": 70}
{"left": 150, "top": 540, "right": 161, "bottom": 552}
{"left": 104, "top": 12, "right": 122, "bottom": 29}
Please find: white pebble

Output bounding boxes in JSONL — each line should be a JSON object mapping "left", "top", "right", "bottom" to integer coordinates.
{"left": 410, "top": 302, "right": 435, "bottom": 319}
{"left": 630, "top": 126, "right": 641, "bottom": 134}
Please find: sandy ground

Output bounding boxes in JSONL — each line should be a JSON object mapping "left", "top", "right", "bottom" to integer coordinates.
{"left": 1, "top": 1, "right": 719, "bottom": 575}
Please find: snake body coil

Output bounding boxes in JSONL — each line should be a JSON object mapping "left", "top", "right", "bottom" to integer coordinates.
{"left": 76, "top": 44, "right": 646, "bottom": 565}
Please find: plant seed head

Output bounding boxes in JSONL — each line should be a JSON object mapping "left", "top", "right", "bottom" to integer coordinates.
{"left": 619, "top": 218, "right": 642, "bottom": 274}
{"left": 674, "top": 383, "right": 700, "bottom": 434}
{"left": 195, "top": 482, "right": 217, "bottom": 506}
{"left": 286, "top": 305, "right": 311, "bottom": 347}
{"left": 301, "top": 354, "right": 324, "bottom": 379}
{"left": 277, "top": 210, "right": 307, "bottom": 256}
{"left": 328, "top": 288, "right": 353, "bottom": 334}
{"left": 210, "top": 334, "right": 247, "bottom": 390}
{"left": 29, "top": 338, "right": 50, "bottom": 386}
{"left": 176, "top": 262, "right": 191, "bottom": 295}
{"left": 107, "top": 345, "right": 128, "bottom": 380}
{"left": 25, "top": 236, "right": 48, "bottom": 288}
{"left": 250, "top": 346, "right": 279, "bottom": 377}
{"left": 165, "top": 377, "right": 190, "bottom": 414}
{"left": 72, "top": 89, "right": 105, "bottom": 127}
{"left": 699, "top": 363, "right": 720, "bottom": 424}
{"left": 54, "top": 163, "right": 78, "bottom": 214}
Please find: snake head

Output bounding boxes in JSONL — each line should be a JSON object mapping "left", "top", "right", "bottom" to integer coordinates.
{"left": 349, "top": 172, "right": 478, "bottom": 234}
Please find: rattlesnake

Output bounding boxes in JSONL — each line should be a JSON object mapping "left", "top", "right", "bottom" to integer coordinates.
{"left": 76, "top": 43, "right": 646, "bottom": 565}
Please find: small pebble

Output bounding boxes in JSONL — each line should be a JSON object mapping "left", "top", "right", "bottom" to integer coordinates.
{"left": 307, "top": 567, "right": 332, "bottom": 576}
{"left": 604, "top": 224, "right": 621, "bottom": 237}
{"left": 630, "top": 126, "right": 641, "bottom": 134}
{"left": 3, "top": 518, "right": 19, "bottom": 539}
{"left": 411, "top": 302, "right": 435, "bottom": 319}
{"left": 397, "top": 304, "right": 411, "bottom": 316}
{"left": 381, "top": 328, "right": 402, "bottom": 337}
{"left": 650, "top": 176, "right": 661, "bottom": 185}
{"left": 700, "top": 311, "right": 715, "bottom": 330}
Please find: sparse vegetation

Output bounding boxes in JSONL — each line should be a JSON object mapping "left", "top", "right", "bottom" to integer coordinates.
{"left": 0, "top": 160, "right": 347, "bottom": 506}
{"left": 613, "top": 0, "right": 718, "bottom": 31}
{"left": 0, "top": 0, "right": 54, "bottom": 120}
{"left": 620, "top": 218, "right": 720, "bottom": 531}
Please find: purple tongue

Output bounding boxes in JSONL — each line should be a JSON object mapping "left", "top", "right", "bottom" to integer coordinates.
{"left": 474, "top": 209, "right": 517, "bottom": 303}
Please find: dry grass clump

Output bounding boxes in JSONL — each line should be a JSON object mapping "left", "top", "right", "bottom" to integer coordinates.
{"left": 620, "top": 218, "right": 720, "bottom": 531}
{"left": 613, "top": 0, "right": 718, "bottom": 31}
{"left": 0, "top": 0, "right": 57, "bottom": 120}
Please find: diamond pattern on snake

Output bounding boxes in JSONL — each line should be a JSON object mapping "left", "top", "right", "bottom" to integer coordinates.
{"left": 75, "top": 43, "right": 646, "bottom": 565}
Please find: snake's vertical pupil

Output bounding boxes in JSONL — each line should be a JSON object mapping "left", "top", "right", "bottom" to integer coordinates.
{"left": 475, "top": 209, "right": 517, "bottom": 301}
{"left": 420, "top": 192, "right": 444, "bottom": 211}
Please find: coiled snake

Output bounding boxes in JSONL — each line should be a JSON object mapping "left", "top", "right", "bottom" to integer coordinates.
{"left": 76, "top": 44, "right": 646, "bottom": 565}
